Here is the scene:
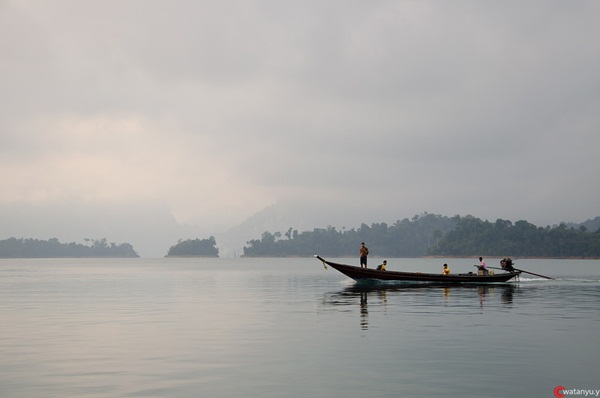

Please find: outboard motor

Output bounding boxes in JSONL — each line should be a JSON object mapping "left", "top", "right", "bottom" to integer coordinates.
{"left": 501, "top": 258, "right": 515, "bottom": 272}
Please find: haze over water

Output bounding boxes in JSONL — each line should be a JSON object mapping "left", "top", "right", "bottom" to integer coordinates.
{"left": 1, "top": 257, "right": 598, "bottom": 397}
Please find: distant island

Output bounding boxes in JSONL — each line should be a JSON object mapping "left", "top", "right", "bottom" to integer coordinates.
{"left": 3, "top": 214, "right": 599, "bottom": 259}
{"left": 165, "top": 237, "right": 219, "bottom": 257}
{"left": 0, "top": 237, "right": 139, "bottom": 258}
{"left": 242, "top": 214, "right": 600, "bottom": 258}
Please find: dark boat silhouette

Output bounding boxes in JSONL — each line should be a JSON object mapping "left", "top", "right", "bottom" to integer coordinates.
{"left": 315, "top": 255, "right": 520, "bottom": 284}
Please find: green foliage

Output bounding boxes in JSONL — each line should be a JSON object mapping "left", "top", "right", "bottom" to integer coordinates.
{"left": 243, "top": 213, "right": 457, "bottom": 257}
{"left": 429, "top": 217, "right": 600, "bottom": 257}
{"left": 0, "top": 237, "right": 139, "bottom": 258}
{"left": 243, "top": 213, "right": 600, "bottom": 258}
{"left": 167, "top": 236, "right": 219, "bottom": 257}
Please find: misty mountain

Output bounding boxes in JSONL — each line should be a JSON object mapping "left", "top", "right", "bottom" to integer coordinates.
{"left": 580, "top": 217, "right": 600, "bottom": 233}
{"left": 216, "top": 202, "right": 600, "bottom": 258}
{"left": 1, "top": 201, "right": 597, "bottom": 258}
{"left": 214, "top": 200, "right": 382, "bottom": 257}
{"left": 0, "top": 202, "right": 203, "bottom": 258}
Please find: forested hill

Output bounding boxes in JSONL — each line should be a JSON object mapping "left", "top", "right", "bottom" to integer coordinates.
{"left": 0, "top": 237, "right": 139, "bottom": 258}
{"left": 243, "top": 213, "right": 457, "bottom": 257}
{"left": 242, "top": 214, "right": 600, "bottom": 258}
{"left": 429, "top": 216, "right": 600, "bottom": 257}
{"left": 165, "top": 237, "right": 219, "bottom": 257}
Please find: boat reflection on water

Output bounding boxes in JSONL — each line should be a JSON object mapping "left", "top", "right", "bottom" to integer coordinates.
{"left": 321, "top": 283, "right": 520, "bottom": 330}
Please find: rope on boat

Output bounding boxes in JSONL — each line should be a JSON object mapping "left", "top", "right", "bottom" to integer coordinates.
{"left": 314, "top": 255, "right": 328, "bottom": 270}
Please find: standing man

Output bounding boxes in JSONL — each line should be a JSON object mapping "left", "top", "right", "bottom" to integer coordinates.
{"left": 359, "top": 242, "right": 369, "bottom": 268}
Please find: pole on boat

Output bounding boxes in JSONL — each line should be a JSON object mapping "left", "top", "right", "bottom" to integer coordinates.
{"left": 487, "top": 266, "right": 554, "bottom": 280}
{"left": 314, "top": 255, "right": 328, "bottom": 270}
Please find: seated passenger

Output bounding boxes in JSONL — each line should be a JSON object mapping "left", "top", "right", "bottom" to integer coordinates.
{"left": 478, "top": 257, "right": 489, "bottom": 275}
{"left": 376, "top": 260, "right": 387, "bottom": 271}
{"left": 442, "top": 263, "right": 450, "bottom": 276}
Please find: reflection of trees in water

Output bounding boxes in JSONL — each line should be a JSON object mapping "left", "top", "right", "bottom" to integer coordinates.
{"left": 322, "top": 283, "right": 520, "bottom": 330}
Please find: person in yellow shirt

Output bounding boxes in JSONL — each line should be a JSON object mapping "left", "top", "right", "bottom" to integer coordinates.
{"left": 376, "top": 260, "right": 387, "bottom": 271}
{"left": 442, "top": 263, "right": 450, "bottom": 276}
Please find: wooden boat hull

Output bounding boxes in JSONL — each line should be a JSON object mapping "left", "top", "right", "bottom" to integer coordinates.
{"left": 315, "top": 256, "right": 520, "bottom": 284}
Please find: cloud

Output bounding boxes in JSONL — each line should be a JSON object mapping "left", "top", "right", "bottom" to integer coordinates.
{"left": 1, "top": 0, "right": 599, "bottom": 235}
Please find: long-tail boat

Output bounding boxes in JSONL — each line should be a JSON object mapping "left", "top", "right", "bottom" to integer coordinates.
{"left": 315, "top": 255, "right": 521, "bottom": 284}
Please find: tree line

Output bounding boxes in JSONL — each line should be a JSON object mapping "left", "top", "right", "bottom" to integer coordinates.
{"left": 243, "top": 213, "right": 457, "bottom": 257}
{"left": 165, "top": 237, "right": 219, "bottom": 257}
{"left": 0, "top": 236, "right": 221, "bottom": 258}
{"left": 429, "top": 216, "right": 600, "bottom": 258}
{"left": 0, "top": 237, "right": 139, "bottom": 258}
{"left": 242, "top": 214, "right": 600, "bottom": 258}
{"left": 2, "top": 214, "right": 598, "bottom": 258}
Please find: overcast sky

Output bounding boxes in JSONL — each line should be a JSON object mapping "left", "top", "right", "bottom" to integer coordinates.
{"left": 2, "top": 0, "right": 599, "bottom": 231}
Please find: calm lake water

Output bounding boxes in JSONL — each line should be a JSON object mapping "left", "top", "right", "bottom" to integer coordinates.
{"left": 1, "top": 257, "right": 599, "bottom": 398}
